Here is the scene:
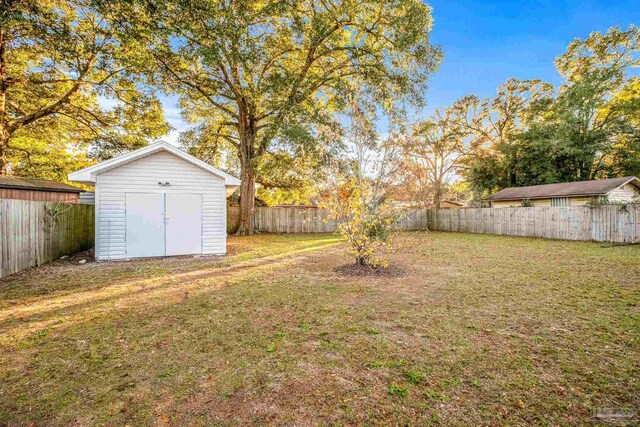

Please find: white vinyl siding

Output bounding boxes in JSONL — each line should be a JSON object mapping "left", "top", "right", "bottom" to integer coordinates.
{"left": 607, "top": 183, "right": 640, "bottom": 203}
{"left": 79, "top": 191, "right": 95, "bottom": 205}
{"left": 95, "top": 151, "right": 226, "bottom": 260}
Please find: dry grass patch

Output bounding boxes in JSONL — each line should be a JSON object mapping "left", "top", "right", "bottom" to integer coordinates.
{"left": 0, "top": 232, "right": 638, "bottom": 426}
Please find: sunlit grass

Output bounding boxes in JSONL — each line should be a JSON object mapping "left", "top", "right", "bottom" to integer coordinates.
{"left": 0, "top": 234, "right": 341, "bottom": 345}
{"left": 0, "top": 232, "right": 638, "bottom": 425}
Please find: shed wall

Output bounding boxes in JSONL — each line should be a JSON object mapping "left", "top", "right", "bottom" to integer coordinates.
{"left": 79, "top": 191, "right": 95, "bottom": 205}
{"left": 491, "top": 200, "right": 518, "bottom": 208}
{"left": 95, "top": 151, "right": 226, "bottom": 260}
{"left": 569, "top": 196, "right": 592, "bottom": 206}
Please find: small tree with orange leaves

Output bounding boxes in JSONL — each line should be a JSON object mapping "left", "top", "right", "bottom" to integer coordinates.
{"left": 323, "top": 93, "right": 403, "bottom": 267}
{"left": 325, "top": 177, "right": 399, "bottom": 267}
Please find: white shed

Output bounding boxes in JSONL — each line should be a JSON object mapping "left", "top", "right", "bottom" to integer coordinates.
{"left": 69, "top": 141, "right": 240, "bottom": 260}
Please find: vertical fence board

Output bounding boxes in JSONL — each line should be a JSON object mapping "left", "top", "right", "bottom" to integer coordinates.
{"left": 226, "top": 206, "right": 240, "bottom": 234}
{"left": 253, "top": 207, "right": 339, "bottom": 233}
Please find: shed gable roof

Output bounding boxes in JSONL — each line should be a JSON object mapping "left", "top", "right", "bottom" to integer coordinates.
{"left": 0, "top": 176, "right": 82, "bottom": 193}
{"left": 485, "top": 176, "right": 640, "bottom": 201}
{"left": 68, "top": 141, "right": 241, "bottom": 187}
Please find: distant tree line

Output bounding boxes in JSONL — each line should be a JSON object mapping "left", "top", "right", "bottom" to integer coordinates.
{"left": 402, "top": 25, "right": 640, "bottom": 205}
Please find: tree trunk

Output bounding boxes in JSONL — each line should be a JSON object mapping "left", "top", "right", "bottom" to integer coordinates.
{"left": 472, "top": 187, "right": 483, "bottom": 206}
{"left": 0, "top": 131, "right": 8, "bottom": 175}
{"left": 432, "top": 182, "right": 442, "bottom": 209}
{"left": 0, "top": 29, "right": 8, "bottom": 175}
{"left": 510, "top": 149, "right": 518, "bottom": 186}
{"left": 235, "top": 107, "right": 259, "bottom": 235}
{"left": 236, "top": 161, "right": 256, "bottom": 235}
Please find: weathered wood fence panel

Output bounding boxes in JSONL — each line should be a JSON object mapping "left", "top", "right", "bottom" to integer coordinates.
{"left": 252, "top": 206, "right": 430, "bottom": 234}
{"left": 427, "top": 205, "right": 640, "bottom": 244}
{"left": 398, "top": 207, "right": 430, "bottom": 231}
{"left": 254, "top": 207, "right": 338, "bottom": 233}
{"left": 247, "top": 205, "right": 639, "bottom": 244}
{"left": 0, "top": 200, "right": 94, "bottom": 279}
{"left": 227, "top": 206, "right": 240, "bottom": 234}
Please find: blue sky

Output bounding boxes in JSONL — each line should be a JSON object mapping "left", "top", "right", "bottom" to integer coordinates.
{"left": 159, "top": 0, "right": 640, "bottom": 144}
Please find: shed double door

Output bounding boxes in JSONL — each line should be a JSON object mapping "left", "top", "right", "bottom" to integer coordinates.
{"left": 125, "top": 193, "right": 202, "bottom": 258}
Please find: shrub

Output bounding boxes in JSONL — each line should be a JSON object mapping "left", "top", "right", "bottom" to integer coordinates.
{"left": 325, "top": 178, "right": 399, "bottom": 267}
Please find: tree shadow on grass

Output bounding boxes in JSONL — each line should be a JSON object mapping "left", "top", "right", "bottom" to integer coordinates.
{"left": 0, "top": 239, "right": 342, "bottom": 346}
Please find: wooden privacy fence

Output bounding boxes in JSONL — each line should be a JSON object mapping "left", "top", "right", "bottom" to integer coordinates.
{"left": 0, "top": 199, "right": 94, "bottom": 279}
{"left": 248, "top": 206, "right": 428, "bottom": 233}
{"left": 427, "top": 205, "right": 640, "bottom": 244}
{"left": 255, "top": 207, "right": 338, "bottom": 233}
{"left": 2, "top": 202, "right": 636, "bottom": 279}
{"left": 227, "top": 206, "right": 340, "bottom": 233}
{"left": 230, "top": 204, "right": 640, "bottom": 244}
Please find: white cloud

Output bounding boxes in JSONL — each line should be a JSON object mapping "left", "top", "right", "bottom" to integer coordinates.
{"left": 157, "top": 94, "right": 191, "bottom": 146}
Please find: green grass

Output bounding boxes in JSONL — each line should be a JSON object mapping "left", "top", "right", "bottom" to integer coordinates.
{"left": 388, "top": 383, "right": 409, "bottom": 398}
{"left": 405, "top": 371, "right": 426, "bottom": 385}
{"left": 0, "top": 232, "right": 638, "bottom": 425}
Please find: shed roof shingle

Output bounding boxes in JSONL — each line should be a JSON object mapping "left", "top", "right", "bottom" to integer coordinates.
{"left": 485, "top": 176, "right": 640, "bottom": 201}
{"left": 0, "top": 176, "right": 82, "bottom": 193}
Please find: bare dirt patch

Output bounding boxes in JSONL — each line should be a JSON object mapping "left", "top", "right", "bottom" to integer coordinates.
{"left": 334, "top": 263, "right": 405, "bottom": 277}
{"left": 56, "top": 248, "right": 96, "bottom": 265}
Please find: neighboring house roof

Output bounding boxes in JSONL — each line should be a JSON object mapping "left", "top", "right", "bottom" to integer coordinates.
{"left": 275, "top": 204, "right": 319, "bottom": 208}
{"left": 0, "top": 176, "right": 82, "bottom": 193}
{"left": 485, "top": 176, "right": 640, "bottom": 201}
{"left": 275, "top": 198, "right": 320, "bottom": 208}
{"left": 68, "top": 141, "right": 241, "bottom": 187}
{"left": 440, "top": 199, "right": 465, "bottom": 207}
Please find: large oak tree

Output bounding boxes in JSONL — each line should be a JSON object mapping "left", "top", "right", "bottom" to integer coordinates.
{"left": 0, "top": 0, "right": 168, "bottom": 177}
{"left": 119, "top": 0, "right": 441, "bottom": 234}
{"left": 452, "top": 79, "right": 554, "bottom": 195}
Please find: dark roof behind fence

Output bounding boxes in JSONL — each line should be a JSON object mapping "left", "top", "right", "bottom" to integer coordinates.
{"left": 485, "top": 176, "right": 640, "bottom": 201}
{"left": 0, "top": 176, "right": 82, "bottom": 193}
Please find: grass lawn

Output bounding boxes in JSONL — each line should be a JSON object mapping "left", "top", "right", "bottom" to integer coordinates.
{"left": 0, "top": 232, "right": 638, "bottom": 426}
